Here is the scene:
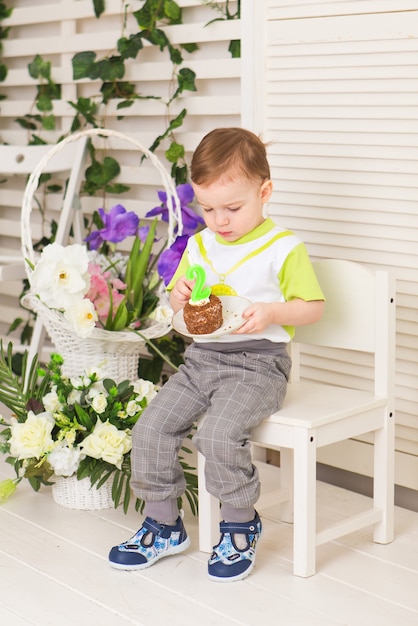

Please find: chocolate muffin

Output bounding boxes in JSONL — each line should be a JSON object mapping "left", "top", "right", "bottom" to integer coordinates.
{"left": 183, "top": 294, "right": 223, "bottom": 335}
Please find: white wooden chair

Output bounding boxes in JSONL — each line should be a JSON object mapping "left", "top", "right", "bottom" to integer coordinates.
{"left": 0, "top": 138, "right": 88, "bottom": 363}
{"left": 197, "top": 259, "right": 396, "bottom": 577}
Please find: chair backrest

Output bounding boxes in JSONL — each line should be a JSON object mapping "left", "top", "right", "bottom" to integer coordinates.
{"left": 292, "top": 259, "right": 396, "bottom": 397}
{"left": 0, "top": 139, "right": 88, "bottom": 256}
{"left": 13, "top": 138, "right": 89, "bottom": 268}
{"left": 0, "top": 143, "right": 86, "bottom": 176}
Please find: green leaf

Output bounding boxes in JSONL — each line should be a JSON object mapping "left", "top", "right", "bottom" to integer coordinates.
{"left": 177, "top": 67, "right": 196, "bottom": 92}
{"left": 14, "top": 116, "right": 38, "bottom": 130}
{"left": 165, "top": 141, "right": 184, "bottom": 164}
{"left": 133, "top": 1, "right": 159, "bottom": 30}
{"left": 228, "top": 39, "right": 241, "bottom": 58}
{"left": 74, "top": 404, "right": 94, "bottom": 431}
{"left": 164, "top": 0, "right": 181, "bottom": 21}
{"left": 130, "top": 219, "right": 158, "bottom": 312}
{"left": 28, "top": 55, "right": 51, "bottom": 81}
{"left": 144, "top": 28, "right": 169, "bottom": 52}
{"left": 36, "top": 93, "right": 53, "bottom": 112}
{"left": 7, "top": 317, "right": 23, "bottom": 333}
{"left": 0, "top": 63, "right": 7, "bottom": 82}
{"left": 123, "top": 476, "right": 131, "bottom": 513}
{"left": 0, "top": 342, "right": 45, "bottom": 422}
{"left": 117, "top": 33, "right": 144, "bottom": 60}
{"left": 112, "top": 469, "right": 124, "bottom": 507}
{"left": 168, "top": 43, "right": 182, "bottom": 65}
{"left": 41, "top": 114, "right": 56, "bottom": 131}
{"left": 104, "top": 182, "right": 130, "bottom": 195}
{"left": 0, "top": 4, "right": 13, "bottom": 20}
{"left": 168, "top": 108, "right": 187, "bottom": 130}
{"left": 181, "top": 43, "right": 199, "bottom": 54}
{"left": 116, "top": 99, "right": 134, "bottom": 110}
{"left": 109, "top": 300, "right": 129, "bottom": 331}
{"left": 72, "top": 51, "right": 97, "bottom": 80}
{"left": 69, "top": 96, "right": 98, "bottom": 118}
{"left": 95, "top": 56, "right": 125, "bottom": 81}
{"left": 100, "top": 80, "right": 136, "bottom": 104}
{"left": 84, "top": 156, "right": 121, "bottom": 195}
{"left": 93, "top": 0, "right": 105, "bottom": 18}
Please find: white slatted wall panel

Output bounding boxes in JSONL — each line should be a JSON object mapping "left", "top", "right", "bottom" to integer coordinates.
{"left": 0, "top": 0, "right": 241, "bottom": 345}
{"left": 243, "top": 1, "right": 418, "bottom": 490}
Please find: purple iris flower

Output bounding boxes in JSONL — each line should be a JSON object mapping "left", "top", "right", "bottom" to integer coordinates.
{"left": 158, "top": 234, "right": 190, "bottom": 286}
{"left": 146, "top": 183, "right": 204, "bottom": 235}
{"left": 85, "top": 204, "right": 139, "bottom": 250}
{"left": 138, "top": 224, "right": 150, "bottom": 243}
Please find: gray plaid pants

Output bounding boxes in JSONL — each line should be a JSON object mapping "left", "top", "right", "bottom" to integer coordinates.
{"left": 131, "top": 343, "right": 291, "bottom": 509}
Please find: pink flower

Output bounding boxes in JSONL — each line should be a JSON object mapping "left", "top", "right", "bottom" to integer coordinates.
{"left": 86, "top": 262, "right": 126, "bottom": 322}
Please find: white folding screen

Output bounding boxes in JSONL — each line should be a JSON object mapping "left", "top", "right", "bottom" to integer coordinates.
{"left": 242, "top": 0, "right": 418, "bottom": 492}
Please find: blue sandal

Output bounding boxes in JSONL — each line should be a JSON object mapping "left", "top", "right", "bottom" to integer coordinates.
{"left": 109, "top": 516, "right": 190, "bottom": 570}
{"left": 208, "top": 512, "right": 262, "bottom": 582}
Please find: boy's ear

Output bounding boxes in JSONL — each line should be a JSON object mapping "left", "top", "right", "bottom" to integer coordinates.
{"left": 260, "top": 179, "right": 273, "bottom": 203}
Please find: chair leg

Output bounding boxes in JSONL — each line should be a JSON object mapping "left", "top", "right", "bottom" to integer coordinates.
{"left": 279, "top": 447, "right": 294, "bottom": 523}
{"left": 197, "top": 451, "right": 220, "bottom": 553}
{"left": 373, "top": 413, "right": 395, "bottom": 544}
{"left": 292, "top": 428, "right": 317, "bottom": 577}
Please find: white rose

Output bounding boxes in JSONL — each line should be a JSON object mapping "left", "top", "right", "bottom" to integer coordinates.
{"left": 42, "top": 390, "right": 62, "bottom": 413}
{"left": 10, "top": 411, "right": 55, "bottom": 460}
{"left": 133, "top": 379, "right": 158, "bottom": 403}
{"left": 149, "top": 304, "right": 173, "bottom": 323}
{"left": 67, "top": 389, "right": 82, "bottom": 406}
{"left": 80, "top": 421, "right": 131, "bottom": 469}
{"left": 126, "top": 400, "right": 140, "bottom": 417}
{"left": 70, "top": 376, "right": 84, "bottom": 389}
{"left": 86, "top": 380, "right": 106, "bottom": 399}
{"left": 91, "top": 393, "right": 107, "bottom": 414}
{"left": 64, "top": 299, "right": 98, "bottom": 338}
{"left": 48, "top": 443, "right": 84, "bottom": 476}
{"left": 30, "top": 242, "right": 90, "bottom": 310}
{"left": 85, "top": 365, "right": 105, "bottom": 380}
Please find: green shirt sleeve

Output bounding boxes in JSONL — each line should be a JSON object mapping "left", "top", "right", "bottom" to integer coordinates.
{"left": 279, "top": 243, "right": 325, "bottom": 302}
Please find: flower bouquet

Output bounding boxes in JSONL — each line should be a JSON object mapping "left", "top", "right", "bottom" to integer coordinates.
{"left": 22, "top": 183, "right": 202, "bottom": 380}
{"left": 0, "top": 345, "right": 198, "bottom": 512}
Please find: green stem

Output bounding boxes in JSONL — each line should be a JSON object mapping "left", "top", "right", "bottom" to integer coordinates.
{"left": 134, "top": 330, "right": 179, "bottom": 373}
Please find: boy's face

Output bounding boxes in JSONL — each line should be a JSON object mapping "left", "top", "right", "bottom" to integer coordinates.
{"left": 192, "top": 176, "right": 272, "bottom": 242}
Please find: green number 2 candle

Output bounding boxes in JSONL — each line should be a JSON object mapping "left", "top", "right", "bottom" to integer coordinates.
{"left": 186, "top": 264, "right": 211, "bottom": 302}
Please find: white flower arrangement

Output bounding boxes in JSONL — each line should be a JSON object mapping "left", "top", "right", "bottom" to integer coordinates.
{"left": 0, "top": 352, "right": 160, "bottom": 511}
{"left": 29, "top": 237, "right": 172, "bottom": 339}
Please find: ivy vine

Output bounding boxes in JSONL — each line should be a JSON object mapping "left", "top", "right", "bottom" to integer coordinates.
{"left": 3, "top": 0, "right": 240, "bottom": 364}
{"left": 71, "top": 0, "right": 198, "bottom": 186}
{"left": 0, "top": 2, "right": 12, "bottom": 100}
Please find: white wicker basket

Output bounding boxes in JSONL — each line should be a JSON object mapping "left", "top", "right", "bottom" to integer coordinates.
{"left": 20, "top": 128, "right": 182, "bottom": 379}
{"left": 21, "top": 293, "right": 170, "bottom": 380}
{"left": 52, "top": 475, "right": 113, "bottom": 510}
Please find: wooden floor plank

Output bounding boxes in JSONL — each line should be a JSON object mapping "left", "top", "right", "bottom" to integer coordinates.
{"left": 0, "top": 551, "right": 145, "bottom": 626}
{"left": 1, "top": 460, "right": 417, "bottom": 626}
{"left": 0, "top": 606, "right": 36, "bottom": 626}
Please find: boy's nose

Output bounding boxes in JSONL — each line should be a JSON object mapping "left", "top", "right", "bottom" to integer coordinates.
{"left": 215, "top": 212, "right": 229, "bottom": 226}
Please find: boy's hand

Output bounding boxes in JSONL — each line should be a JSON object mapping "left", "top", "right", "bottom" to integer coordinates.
{"left": 233, "top": 298, "right": 324, "bottom": 334}
{"left": 169, "top": 276, "right": 195, "bottom": 313}
{"left": 233, "top": 302, "right": 273, "bottom": 334}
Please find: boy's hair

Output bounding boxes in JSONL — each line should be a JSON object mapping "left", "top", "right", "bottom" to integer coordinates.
{"left": 190, "top": 127, "right": 270, "bottom": 186}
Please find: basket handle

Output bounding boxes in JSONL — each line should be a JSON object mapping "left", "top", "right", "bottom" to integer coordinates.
{"left": 21, "top": 128, "right": 183, "bottom": 270}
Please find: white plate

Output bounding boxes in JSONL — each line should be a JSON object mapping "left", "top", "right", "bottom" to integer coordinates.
{"left": 172, "top": 295, "right": 251, "bottom": 339}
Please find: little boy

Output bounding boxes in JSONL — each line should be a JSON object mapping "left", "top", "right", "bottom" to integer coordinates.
{"left": 109, "top": 127, "right": 325, "bottom": 582}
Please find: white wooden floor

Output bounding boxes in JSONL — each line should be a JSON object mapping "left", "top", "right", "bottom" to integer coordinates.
{"left": 1, "top": 459, "right": 417, "bottom": 626}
